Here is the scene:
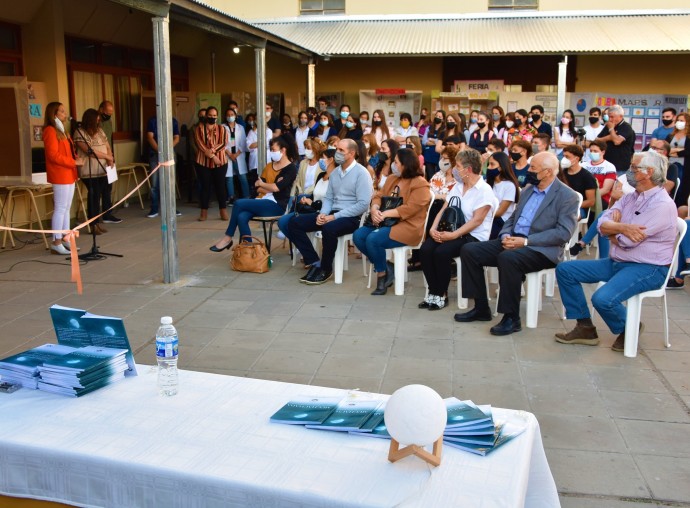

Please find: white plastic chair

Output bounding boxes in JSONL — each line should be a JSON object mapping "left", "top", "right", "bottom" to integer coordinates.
{"left": 672, "top": 177, "right": 681, "bottom": 201}
{"left": 621, "top": 217, "right": 686, "bottom": 358}
{"left": 334, "top": 215, "right": 366, "bottom": 284}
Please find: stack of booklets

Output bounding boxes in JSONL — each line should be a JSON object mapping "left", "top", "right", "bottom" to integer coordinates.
{"left": 0, "top": 305, "right": 138, "bottom": 396}
{"left": 270, "top": 395, "right": 528, "bottom": 455}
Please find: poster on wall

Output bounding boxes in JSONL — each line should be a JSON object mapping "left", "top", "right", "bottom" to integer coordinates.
{"left": 454, "top": 80, "right": 504, "bottom": 100}
{"left": 359, "top": 89, "right": 423, "bottom": 128}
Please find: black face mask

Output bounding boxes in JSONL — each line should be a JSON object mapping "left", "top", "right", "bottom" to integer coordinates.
{"left": 446, "top": 122, "right": 456, "bottom": 129}
{"left": 378, "top": 153, "right": 388, "bottom": 163}
{"left": 514, "top": 118, "right": 522, "bottom": 127}
{"left": 662, "top": 118, "right": 674, "bottom": 126}
{"left": 373, "top": 120, "right": 382, "bottom": 126}
{"left": 588, "top": 116, "right": 599, "bottom": 125}
{"left": 510, "top": 152, "right": 523, "bottom": 162}
{"left": 206, "top": 117, "right": 217, "bottom": 125}
{"left": 199, "top": 117, "right": 207, "bottom": 124}
{"left": 101, "top": 113, "right": 111, "bottom": 122}
{"left": 477, "top": 122, "right": 486, "bottom": 129}
{"left": 433, "top": 118, "right": 443, "bottom": 125}
{"left": 420, "top": 115, "right": 426, "bottom": 120}
{"left": 531, "top": 114, "right": 541, "bottom": 122}
{"left": 525, "top": 171, "right": 540, "bottom": 186}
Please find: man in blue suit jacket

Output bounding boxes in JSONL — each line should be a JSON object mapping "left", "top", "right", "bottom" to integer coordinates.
{"left": 457, "top": 152, "right": 579, "bottom": 335}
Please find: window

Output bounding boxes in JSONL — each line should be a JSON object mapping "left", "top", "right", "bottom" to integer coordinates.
{"left": 488, "top": 0, "right": 538, "bottom": 10}
{"left": 0, "top": 22, "right": 23, "bottom": 76}
{"left": 536, "top": 85, "right": 557, "bottom": 93}
{"left": 300, "top": 0, "right": 345, "bottom": 15}
{"left": 66, "top": 37, "right": 189, "bottom": 140}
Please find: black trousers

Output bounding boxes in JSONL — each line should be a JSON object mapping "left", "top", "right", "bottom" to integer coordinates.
{"left": 288, "top": 213, "right": 361, "bottom": 272}
{"left": 83, "top": 176, "right": 108, "bottom": 220}
{"left": 409, "top": 199, "right": 445, "bottom": 265}
{"left": 420, "top": 235, "right": 477, "bottom": 296}
{"left": 197, "top": 163, "right": 228, "bottom": 210}
{"left": 460, "top": 238, "right": 555, "bottom": 316}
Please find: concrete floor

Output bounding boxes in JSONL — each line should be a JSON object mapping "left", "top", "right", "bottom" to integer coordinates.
{"left": 1, "top": 202, "right": 689, "bottom": 507}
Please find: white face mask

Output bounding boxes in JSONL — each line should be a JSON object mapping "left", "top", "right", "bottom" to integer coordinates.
{"left": 364, "top": 143, "right": 370, "bottom": 150}
{"left": 305, "top": 149, "right": 314, "bottom": 160}
{"left": 676, "top": 121, "right": 687, "bottom": 130}
{"left": 589, "top": 152, "right": 601, "bottom": 162}
{"left": 505, "top": 120, "right": 514, "bottom": 129}
{"left": 269, "top": 150, "right": 282, "bottom": 162}
{"left": 439, "top": 160, "right": 452, "bottom": 171}
{"left": 54, "top": 117, "right": 65, "bottom": 133}
{"left": 391, "top": 162, "right": 401, "bottom": 177}
{"left": 265, "top": 111, "right": 272, "bottom": 118}
{"left": 561, "top": 117, "right": 571, "bottom": 124}
{"left": 561, "top": 157, "right": 572, "bottom": 169}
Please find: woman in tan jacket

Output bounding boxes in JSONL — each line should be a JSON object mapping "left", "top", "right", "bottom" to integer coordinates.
{"left": 353, "top": 148, "right": 431, "bottom": 296}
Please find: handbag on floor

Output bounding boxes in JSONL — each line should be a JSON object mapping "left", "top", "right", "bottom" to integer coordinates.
{"left": 363, "top": 185, "right": 403, "bottom": 228}
{"left": 230, "top": 236, "right": 270, "bottom": 273}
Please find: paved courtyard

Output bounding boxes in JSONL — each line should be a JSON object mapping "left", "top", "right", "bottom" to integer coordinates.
{"left": 1, "top": 202, "right": 689, "bottom": 507}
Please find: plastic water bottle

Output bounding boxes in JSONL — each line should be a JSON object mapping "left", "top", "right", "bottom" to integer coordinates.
{"left": 156, "top": 316, "right": 178, "bottom": 396}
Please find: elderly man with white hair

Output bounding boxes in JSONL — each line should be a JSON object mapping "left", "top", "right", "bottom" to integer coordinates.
{"left": 456, "top": 152, "right": 580, "bottom": 336}
{"left": 596, "top": 104, "right": 636, "bottom": 175}
{"left": 556, "top": 150, "right": 677, "bottom": 352}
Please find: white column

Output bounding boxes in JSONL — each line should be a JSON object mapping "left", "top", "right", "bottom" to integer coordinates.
{"left": 255, "top": 45, "right": 267, "bottom": 171}
{"left": 556, "top": 55, "right": 568, "bottom": 119}
{"left": 307, "top": 61, "right": 316, "bottom": 108}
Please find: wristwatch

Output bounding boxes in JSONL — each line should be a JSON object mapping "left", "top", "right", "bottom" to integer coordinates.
{"left": 524, "top": 238, "right": 529, "bottom": 246}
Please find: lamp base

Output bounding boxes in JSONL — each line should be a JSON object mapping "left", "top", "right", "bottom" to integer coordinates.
{"left": 387, "top": 437, "right": 442, "bottom": 467}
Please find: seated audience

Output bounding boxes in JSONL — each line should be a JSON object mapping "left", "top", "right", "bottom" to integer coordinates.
{"left": 509, "top": 139, "right": 532, "bottom": 187}
{"left": 562, "top": 144, "right": 597, "bottom": 219}
{"left": 487, "top": 152, "right": 520, "bottom": 239}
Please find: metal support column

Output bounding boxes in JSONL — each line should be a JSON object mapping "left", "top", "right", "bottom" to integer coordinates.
{"left": 307, "top": 60, "right": 316, "bottom": 108}
{"left": 557, "top": 55, "right": 568, "bottom": 119}
{"left": 152, "top": 15, "right": 179, "bottom": 283}
{"left": 255, "top": 44, "right": 267, "bottom": 171}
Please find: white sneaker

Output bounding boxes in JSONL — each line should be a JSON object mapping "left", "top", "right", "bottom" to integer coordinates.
{"left": 276, "top": 231, "right": 286, "bottom": 240}
{"left": 50, "top": 244, "right": 70, "bottom": 255}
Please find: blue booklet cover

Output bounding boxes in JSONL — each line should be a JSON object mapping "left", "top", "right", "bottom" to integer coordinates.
{"left": 349, "top": 405, "right": 386, "bottom": 433}
{"left": 0, "top": 344, "right": 76, "bottom": 388}
{"left": 444, "top": 424, "right": 503, "bottom": 446}
{"left": 306, "top": 398, "right": 383, "bottom": 431}
{"left": 40, "top": 346, "right": 128, "bottom": 375}
{"left": 49, "top": 305, "right": 137, "bottom": 377}
{"left": 349, "top": 421, "right": 391, "bottom": 439}
{"left": 444, "top": 397, "right": 492, "bottom": 428}
{"left": 445, "top": 419, "right": 527, "bottom": 456}
{"left": 270, "top": 396, "right": 343, "bottom": 425}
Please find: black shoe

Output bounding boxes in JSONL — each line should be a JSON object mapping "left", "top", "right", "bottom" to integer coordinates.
{"left": 209, "top": 239, "right": 233, "bottom": 252}
{"left": 454, "top": 307, "right": 493, "bottom": 323}
{"left": 306, "top": 269, "right": 332, "bottom": 285}
{"left": 300, "top": 265, "right": 320, "bottom": 283}
{"left": 176, "top": 210, "right": 182, "bottom": 216}
{"left": 102, "top": 215, "right": 122, "bottom": 224}
{"left": 569, "top": 243, "right": 584, "bottom": 257}
{"left": 428, "top": 295, "right": 447, "bottom": 311}
{"left": 490, "top": 315, "right": 522, "bottom": 336}
{"left": 371, "top": 275, "right": 388, "bottom": 296}
{"left": 418, "top": 295, "right": 433, "bottom": 309}
{"left": 666, "top": 278, "right": 685, "bottom": 290}
{"left": 384, "top": 262, "right": 395, "bottom": 288}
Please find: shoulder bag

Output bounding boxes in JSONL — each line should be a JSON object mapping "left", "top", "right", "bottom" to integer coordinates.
{"left": 363, "top": 185, "right": 403, "bottom": 228}
{"left": 230, "top": 236, "right": 270, "bottom": 273}
{"left": 437, "top": 195, "right": 466, "bottom": 232}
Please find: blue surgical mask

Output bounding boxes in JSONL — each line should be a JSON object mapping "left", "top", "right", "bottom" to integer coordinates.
{"left": 340, "top": 111, "right": 349, "bottom": 119}
{"left": 626, "top": 169, "right": 637, "bottom": 188}
{"left": 345, "top": 121, "right": 355, "bottom": 129}
{"left": 320, "top": 119, "right": 329, "bottom": 127}
{"left": 452, "top": 168, "right": 462, "bottom": 181}
{"left": 492, "top": 114, "right": 500, "bottom": 121}
{"left": 227, "top": 116, "right": 235, "bottom": 123}
{"left": 318, "top": 159, "right": 327, "bottom": 171}
{"left": 589, "top": 152, "right": 601, "bottom": 162}
{"left": 603, "top": 114, "right": 610, "bottom": 122}
{"left": 471, "top": 117, "right": 478, "bottom": 124}
{"left": 334, "top": 152, "right": 346, "bottom": 166}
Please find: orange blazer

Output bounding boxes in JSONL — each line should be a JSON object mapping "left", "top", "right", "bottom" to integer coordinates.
{"left": 43, "top": 126, "right": 77, "bottom": 185}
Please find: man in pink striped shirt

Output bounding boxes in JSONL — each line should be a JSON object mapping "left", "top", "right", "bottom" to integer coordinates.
{"left": 555, "top": 150, "right": 678, "bottom": 352}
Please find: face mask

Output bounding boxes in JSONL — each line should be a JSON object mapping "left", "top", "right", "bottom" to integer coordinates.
{"left": 299, "top": 119, "right": 307, "bottom": 126}
{"left": 589, "top": 152, "right": 601, "bottom": 162}
{"left": 439, "top": 160, "right": 451, "bottom": 171}
{"left": 561, "top": 117, "right": 571, "bottom": 125}
{"left": 510, "top": 152, "right": 523, "bottom": 162}
{"left": 101, "top": 113, "right": 111, "bottom": 122}
{"left": 514, "top": 118, "right": 522, "bottom": 127}
{"left": 340, "top": 111, "right": 349, "bottom": 120}
{"left": 662, "top": 118, "right": 674, "bottom": 127}
{"left": 378, "top": 153, "right": 388, "bottom": 163}
{"left": 676, "top": 121, "right": 687, "bottom": 130}
{"left": 307, "top": 114, "right": 314, "bottom": 121}
{"left": 373, "top": 120, "right": 382, "bottom": 126}
{"left": 588, "top": 116, "right": 599, "bottom": 125}
{"left": 452, "top": 168, "right": 462, "bottom": 181}
{"left": 626, "top": 170, "right": 638, "bottom": 188}
{"left": 269, "top": 150, "right": 282, "bottom": 162}
{"left": 531, "top": 114, "right": 541, "bottom": 122}
{"left": 364, "top": 143, "right": 370, "bottom": 150}
{"left": 420, "top": 115, "right": 427, "bottom": 120}
{"left": 206, "top": 117, "right": 217, "bottom": 125}
{"left": 433, "top": 118, "right": 443, "bottom": 125}
{"left": 248, "top": 121, "right": 255, "bottom": 127}
{"left": 334, "top": 152, "right": 346, "bottom": 166}
{"left": 346, "top": 121, "right": 355, "bottom": 129}
{"left": 399, "top": 143, "right": 407, "bottom": 149}
{"left": 391, "top": 162, "right": 401, "bottom": 177}
{"left": 199, "top": 117, "right": 207, "bottom": 124}
{"left": 492, "top": 114, "right": 500, "bottom": 121}
{"left": 446, "top": 122, "right": 456, "bottom": 129}
{"left": 328, "top": 145, "right": 337, "bottom": 150}
{"left": 319, "top": 159, "right": 328, "bottom": 171}
{"left": 561, "top": 157, "right": 572, "bottom": 169}
{"left": 320, "top": 119, "right": 329, "bottom": 127}
{"left": 470, "top": 118, "right": 478, "bottom": 124}
{"left": 305, "top": 149, "right": 314, "bottom": 159}
{"left": 505, "top": 120, "right": 514, "bottom": 129}
{"left": 477, "top": 122, "right": 486, "bottom": 129}
{"left": 265, "top": 111, "right": 272, "bottom": 118}
{"left": 525, "top": 171, "right": 540, "bottom": 186}
{"left": 532, "top": 144, "right": 540, "bottom": 154}
{"left": 360, "top": 118, "right": 368, "bottom": 125}
{"left": 603, "top": 114, "right": 610, "bottom": 122}
{"left": 54, "top": 117, "right": 65, "bottom": 133}
{"left": 227, "top": 116, "right": 235, "bottom": 124}
{"left": 400, "top": 120, "right": 410, "bottom": 128}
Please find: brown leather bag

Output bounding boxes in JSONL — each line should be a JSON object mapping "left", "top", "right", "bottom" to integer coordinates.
{"left": 230, "top": 236, "right": 270, "bottom": 273}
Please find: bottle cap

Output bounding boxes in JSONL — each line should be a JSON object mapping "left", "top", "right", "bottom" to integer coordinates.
{"left": 160, "top": 316, "right": 173, "bottom": 325}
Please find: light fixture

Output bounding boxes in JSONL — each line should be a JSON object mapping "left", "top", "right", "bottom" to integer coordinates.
{"left": 233, "top": 46, "right": 240, "bottom": 54}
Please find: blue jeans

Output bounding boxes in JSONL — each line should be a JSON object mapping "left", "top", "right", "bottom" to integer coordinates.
{"left": 278, "top": 212, "right": 295, "bottom": 238}
{"left": 226, "top": 159, "right": 251, "bottom": 199}
{"left": 581, "top": 212, "right": 610, "bottom": 259}
{"left": 148, "top": 154, "right": 160, "bottom": 213}
{"left": 224, "top": 198, "right": 284, "bottom": 240}
{"left": 675, "top": 218, "right": 690, "bottom": 278}
{"left": 557, "top": 258, "right": 668, "bottom": 334}
{"left": 353, "top": 226, "right": 405, "bottom": 273}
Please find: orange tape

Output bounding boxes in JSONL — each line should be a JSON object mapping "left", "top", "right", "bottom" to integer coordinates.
{"left": 0, "top": 160, "right": 174, "bottom": 295}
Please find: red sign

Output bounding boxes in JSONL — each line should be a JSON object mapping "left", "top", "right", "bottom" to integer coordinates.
{"left": 374, "top": 89, "right": 406, "bottom": 95}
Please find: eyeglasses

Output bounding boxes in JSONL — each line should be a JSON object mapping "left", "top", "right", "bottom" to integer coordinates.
{"left": 629, "top": 164, "right": 648, "bottom": 173}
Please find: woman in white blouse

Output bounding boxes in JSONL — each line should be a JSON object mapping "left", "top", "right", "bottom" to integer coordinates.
{"left": 486, "top": 151, "right": 520, "bottom": 239}
{"left": 394, "top": 112, "right": 418, "bottom": 143}
{"left": 293, "top": 111, "right": 311, "bottom": 159}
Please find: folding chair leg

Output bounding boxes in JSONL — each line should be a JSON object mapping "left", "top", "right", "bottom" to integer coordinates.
{"left": 623, "top": 294, "right": 642, "bottom": 358}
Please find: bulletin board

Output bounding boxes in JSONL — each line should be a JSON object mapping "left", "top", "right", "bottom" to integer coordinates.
{"left": 359, "top": 89, "right": 423, "bottom": 129}
{"left": 0, "top": 76, "right": 31, "bottom": 183}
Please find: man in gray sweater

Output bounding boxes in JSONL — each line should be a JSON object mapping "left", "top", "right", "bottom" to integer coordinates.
{"left": 287, "top": 139, "right": 373, "bottom": 284}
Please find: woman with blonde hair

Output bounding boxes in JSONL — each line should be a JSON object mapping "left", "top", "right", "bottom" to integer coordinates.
{"left": 43, "top": 102, "right": 78, "bottom": 254}
{"left": 405, "top": 135, "right": 424, "bottom": 168}
{"left": 362, "top": 133, "right": 380, "bottom": 172}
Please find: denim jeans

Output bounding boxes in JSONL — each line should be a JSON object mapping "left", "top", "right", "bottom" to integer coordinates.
{"left": 556, "top": 258, "right": 668, "bottom": 334}
{"left": 352, "top": 226, "right": 405, "bottom": 273}
{"left": 675, "top": 218, "right": 690, "bottom": 278}
{"left": 148, "top": 154, "right": 160, "bottom": 213}
{"left": 224, "top": 198, "right": 284, "bottom": 240}
{"left": 581, "top": 211, "right": 610, "bottom": 259}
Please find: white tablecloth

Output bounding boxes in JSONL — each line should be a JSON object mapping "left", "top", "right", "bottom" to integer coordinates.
{"left": 0, "top": 368, "right": 559, "bottom": 507}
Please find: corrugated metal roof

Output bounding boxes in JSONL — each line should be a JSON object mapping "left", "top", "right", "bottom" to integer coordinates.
{"left": 253, "top": 11, "right": 690, "bottom": 56}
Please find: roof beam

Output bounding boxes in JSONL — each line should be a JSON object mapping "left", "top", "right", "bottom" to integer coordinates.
{"left": 107, "top": 0, "right": 170, "bottom": 17}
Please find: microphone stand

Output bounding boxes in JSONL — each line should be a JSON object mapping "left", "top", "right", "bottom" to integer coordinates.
{"left": 74, "top": 125, "right": 123, "bottom": 261}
